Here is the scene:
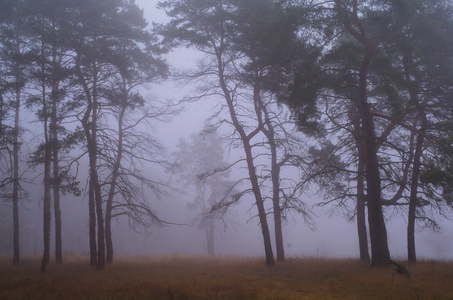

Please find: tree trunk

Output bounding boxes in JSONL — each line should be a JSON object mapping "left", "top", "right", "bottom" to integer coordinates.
{"left": 407, "top": 117, "right": 425, "bottom": 264}
{"left": 40, "top": 146, "right": 52, "bottom": 273}
{"left": 40, "top": 51, "right": 52, "bottom": 273}
{"left": 350, "top": 104, "right": 370, "bottom": 263}
{"left": 356, "top": 156, "right": 370, "bottom": 263}
{"left": 257, "top": 86, "right": 284, "bottom": 262}
{"left": 218, "top": 54, "right": 274, "bottom": 267}
{"left": 243, "top": 139, "right": 275, "bottom": 267}
{"left": 105, "top": 103, "right": 126, "bottom": 264}
{"left": 53, "top": 147, "right": 63, "bottom": 264}
{"left": 272, "top": 170, "right": 285, "bottom": 262}
{"left": 76, "top": 57, "right": 104, "bottom": 269}
{"left": 89, "top": 179, "right": 97, "bottom": 266}
{"left": 91, "top": 72, "right": 105, "bottom": 270}
{"left": 359, "top": 52, "right": 390, "bottom": 267}
{"left": 12, "top": 73, "right": 20, "bottom": 266}
{"left": 51, "top": 48, "right": 63, "bottom": 264}
{"left": 361, "top": 101, "right": 390, "bottom": 267}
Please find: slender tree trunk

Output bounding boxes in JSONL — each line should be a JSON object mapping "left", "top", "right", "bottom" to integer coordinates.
{"left": 217, "top": 47, "right": 274, "bottom": 267}
{"left": 53, "top": 150, "right": 62, "bottom": 264}
{"left": 271, "top": 167, "right": 284, "bottom": 262}
{"left": 76, "top": 57, "right": 104, "bottom": 269}
{"left": 50, "top": 46, "right": 63, "bottom": 264}
{"left": 40, "top": 44, "right": 52, "bottom": 273}
{"left": 51, "top": 90, "right": 62, "bottom": 264}
{"left": 89, "top": 179, "right": 97, "bottom": 266}
{"left": 356, "top": 156, "right": 370, "bottom": 262}
{"left": 243, "top": 139, "right": 275, "bottom": 267}
{"left": 41, "top": 144, "right": 52, "bottom": 273}
{"left": 91, "top": 71, "right": 105, "bottom": 270}
{"left": 350, "top": 104, "right": 370, "bottom": 263}
{"left": 12, "top": 71, "right": 21, "bottom": 266}
{"left": 407, "top": 116, "right": 426, "bottom": 264}
{"left": 257, "top": 85, "right": 284, "bottom": 262}
{"left": 105, "top": 102, "right": 127, "bottom": 264}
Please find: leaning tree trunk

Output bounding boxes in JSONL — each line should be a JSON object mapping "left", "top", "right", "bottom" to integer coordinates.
{"left": 244, "top": 140, "right": 275, "bottom": 267}
{"left": 219, "top": 57, "right": 275, "bottom": 267}
{"left": 258, "top": 88, "right": 284, "bottom": 262}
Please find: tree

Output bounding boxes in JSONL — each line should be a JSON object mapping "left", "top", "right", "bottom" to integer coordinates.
{"left": 287, "top": 0, "right": 453, "bottom": 266}
{"left": 159, "top": 0, "right": 278, "bottom": 266}
{"left": 0, "top": 0, "right": 31, "bottom": 266}
{"left": 21, "top": 0, "right": 83, "bottom": 271}
{"left": 172, "top": 125, "right": 235, "bottom": 255}
{"left": 62, "top": 0, "right": 169, "bottom": 267}
{"left": 159, "top": 0, "right": 319, "bottom": 266}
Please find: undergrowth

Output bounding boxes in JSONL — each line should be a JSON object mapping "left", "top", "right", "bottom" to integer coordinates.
{"left": 0, "top": 255, "right": 452, "bottom": 299}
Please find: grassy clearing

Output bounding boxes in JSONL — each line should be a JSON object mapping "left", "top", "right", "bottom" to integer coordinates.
{"left": 1, "top": 255, "right": 452, "bottom": 299}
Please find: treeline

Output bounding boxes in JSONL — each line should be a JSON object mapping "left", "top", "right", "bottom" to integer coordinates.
{"left": 0, "top": 0, "right": 170, "bottom": 271}
{"left": 156, "top": 0, "right": 453, "bottom": 267}
{"left": 1, "top": 0, "right": 453, "bottom": 271}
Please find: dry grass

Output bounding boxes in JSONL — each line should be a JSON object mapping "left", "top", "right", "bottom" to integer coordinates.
{"left": 1, "top": 255, "right": 452, "bottom": 299}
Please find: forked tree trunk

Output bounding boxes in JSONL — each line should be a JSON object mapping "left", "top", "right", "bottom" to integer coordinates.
{"left": 219, "top": 55, "right": 275, "bottom": 267}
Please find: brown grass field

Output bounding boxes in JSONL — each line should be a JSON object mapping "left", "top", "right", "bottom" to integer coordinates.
{"left": 0, "top": 255, "right": 452, "bottom": 299}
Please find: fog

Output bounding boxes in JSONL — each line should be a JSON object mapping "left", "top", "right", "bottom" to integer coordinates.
{"left": 1, "top": 0, "right": 453, "bottom": 263}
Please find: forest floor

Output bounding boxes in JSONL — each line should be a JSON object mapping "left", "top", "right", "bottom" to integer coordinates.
{"left": 0, "top": 255, "right": 452, "bottom": 299}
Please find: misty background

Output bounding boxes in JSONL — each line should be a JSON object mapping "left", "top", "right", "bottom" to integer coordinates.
{"left": 1, "top": 0, "right": 452, "bottom": 262}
